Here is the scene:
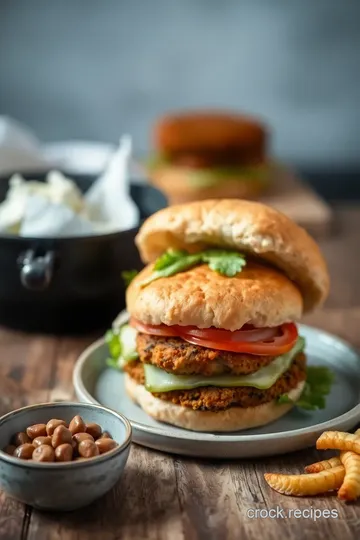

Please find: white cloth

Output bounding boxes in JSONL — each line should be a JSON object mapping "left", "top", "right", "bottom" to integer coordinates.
{"left": 0, "top": 117, "right": 139, "bottom": 236}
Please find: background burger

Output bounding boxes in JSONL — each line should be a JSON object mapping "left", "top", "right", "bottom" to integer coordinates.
{"left": 107, "top": 199, "right": 331, "bottom": 432}
{"left": 146, "top": 110, "right": 271, "bottom": 205}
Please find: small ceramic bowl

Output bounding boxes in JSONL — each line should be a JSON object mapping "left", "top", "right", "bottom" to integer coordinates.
{"left": 0, "top": 402, "right": 132, "bottom": 511}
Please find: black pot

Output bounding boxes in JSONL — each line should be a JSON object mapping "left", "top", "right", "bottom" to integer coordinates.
{"left": 0, "top": 172, "right": 166, "bottom": 335}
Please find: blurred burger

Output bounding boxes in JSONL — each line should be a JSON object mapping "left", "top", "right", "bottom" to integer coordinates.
{"left": 147, "top": 111, "right": 271, "bottom": 204}
{"left": 108, "top": 199, "right": 330, "bottom": 432}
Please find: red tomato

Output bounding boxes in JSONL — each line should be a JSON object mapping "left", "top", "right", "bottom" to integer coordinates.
{"left": 184, "top": 326, "right": 279, "bottom": 343}
{"left": 181, "top": 323, "right": 298, "bottom": 355}
{"left": 130, "top": 318, "right": 298, "bottom": 356}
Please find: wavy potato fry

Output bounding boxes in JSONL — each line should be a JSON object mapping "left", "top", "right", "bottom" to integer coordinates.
{"left": 304, "top": 456, "right": 342, "bottom": 474}
{"left": 264, "top": 467, "right": 345, "bottom": 496}
{"left": 316, "top": 431, "right": 360, "bottom": 453}
{"left": 338, "top": 451, "right": 360, "bottom": 501}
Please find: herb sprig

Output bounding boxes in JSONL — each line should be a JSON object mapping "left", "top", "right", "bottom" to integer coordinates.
{"left": 139, "top": 248, "right": 246, "bottom": 288}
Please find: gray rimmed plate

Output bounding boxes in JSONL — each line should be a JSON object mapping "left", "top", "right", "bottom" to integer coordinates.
{"left": 73, "top": 319, "right": 360, "bottom": 458}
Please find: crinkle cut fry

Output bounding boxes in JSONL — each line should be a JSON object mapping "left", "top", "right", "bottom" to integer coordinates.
{"left": 307, "top": 428, "right": 360, "bottom": 473}
{"left": 338, "top": 451, "right": 360, "bottom": 501}
{"left": 304, "top": 456, "right": 342, "bottom": 474}
{"left": 316, "top": 431, "right": 360, "bottom": 453}
{"left": 264, "top": 467, "right": 345, "bottom": 496}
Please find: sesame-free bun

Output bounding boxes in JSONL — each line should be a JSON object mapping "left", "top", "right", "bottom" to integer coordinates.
{"left": 149, "top": 165, "right": 268, "bottom": 205}
{"left": 126, "top": 262, "right": 303, "bottom": 330}
{"left": 135, "top": 199, "right": 329, "bottom": 312}
{"left": 125, "top": 374, "right": 305, "bottom": 432}
{"left": 154, "top": 111, "right": 267, "bottom": 164}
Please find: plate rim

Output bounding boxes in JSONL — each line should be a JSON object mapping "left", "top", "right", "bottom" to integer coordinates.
{"left": 73, "top": 323, "right": 360, "bottom": 443}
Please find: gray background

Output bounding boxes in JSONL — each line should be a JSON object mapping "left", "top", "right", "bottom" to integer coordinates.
{"left": 1, "top": 0, "right": 360, "bottom": 170}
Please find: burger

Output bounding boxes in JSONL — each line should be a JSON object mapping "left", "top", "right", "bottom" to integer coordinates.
{"left": 108, "top": 199, "right": 330, "bottom": 432}
{"left": 147, "top": 110, "right": 271, "bottom": 205}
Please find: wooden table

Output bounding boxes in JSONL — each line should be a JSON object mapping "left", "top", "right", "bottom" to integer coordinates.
{"left": 0, "top": 204, "right": 360, "bottom": 540}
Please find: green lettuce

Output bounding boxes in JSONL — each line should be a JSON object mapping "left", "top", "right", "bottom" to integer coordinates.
{"left": 277, "top": 366, "right": 334, "bottom": 410}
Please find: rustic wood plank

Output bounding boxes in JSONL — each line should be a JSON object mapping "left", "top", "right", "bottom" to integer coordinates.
{"left": 233, "top": 452, "right": 360, "bottom": 540}
{"left": 0, "top": 329, "right": 59, "bottom": 540}
{"left": 47, "top": 337, "right": 93, "bottom": 402}
{"left": 28, "top": 445, "right": 184, "bottom": 540}
{"left": 0, "top": 496, "right": 29, "bottom": 540}
{"left": 259, "top": 168, "right": 333, "bottom": 237}
{"left": 318, "top": 206, "right": 360, "bottom": 308}
{"left": 304, "top": 307, "right": 360, "bottom": 348}
{"left": 174, "top": 458, "right": 247, "bottom": 539}
{"left": 0, "top": 331, "right": 58, "bottom": 415}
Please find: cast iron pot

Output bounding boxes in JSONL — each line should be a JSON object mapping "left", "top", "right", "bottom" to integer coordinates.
{"left": 0, "top": 172, "right": 166, "bottom": 334}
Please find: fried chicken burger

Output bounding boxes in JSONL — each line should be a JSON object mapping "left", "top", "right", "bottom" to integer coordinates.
{"left": 111, "top": 200, "right": 329, "bottom": 432}
{"left": 147, "top": 111, "right": 271, "bottom": 204}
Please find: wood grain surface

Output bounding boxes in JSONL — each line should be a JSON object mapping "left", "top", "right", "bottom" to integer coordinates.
{"left": 259, "top": 168, "right": 333, "bottom": 237}
{"left": 0, "top": 205, "right": 359, "bottom": 540}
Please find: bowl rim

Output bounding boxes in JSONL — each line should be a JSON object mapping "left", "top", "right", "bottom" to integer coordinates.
{"left": 0, "top": 401, "right": 132, "bottom": 469}
{"left": 0, "top": 226, "right": 139, "bottom": 243}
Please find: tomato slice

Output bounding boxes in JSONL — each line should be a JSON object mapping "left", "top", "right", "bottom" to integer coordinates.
{"left": 184, "top": 326, "right": 279, "bottom": 343}
{"left": 130, "top": 318, "right": 298, "bottom": 356}
{"left": 181, "top": 323, "right": 298, "bottom": 356}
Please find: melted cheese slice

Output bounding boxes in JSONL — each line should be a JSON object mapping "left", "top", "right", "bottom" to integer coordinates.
{"left": 144, "top": 337, "right": 305, "bottom": 392}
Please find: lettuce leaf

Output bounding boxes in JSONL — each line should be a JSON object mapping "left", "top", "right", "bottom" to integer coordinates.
{"left": 277, "top": 366, "right": 334, "bottom": 410}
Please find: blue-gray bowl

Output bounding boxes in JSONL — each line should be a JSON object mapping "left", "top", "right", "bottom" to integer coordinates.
{"left": 0, "top": 401, "right": 132, "bottom": 511}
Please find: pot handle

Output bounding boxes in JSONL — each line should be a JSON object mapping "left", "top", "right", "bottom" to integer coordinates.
{"left": 18, "top": 250, "right": 55, "bottom": 290}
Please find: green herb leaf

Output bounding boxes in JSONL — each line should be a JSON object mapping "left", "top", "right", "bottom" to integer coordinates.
{"left": 153, "top": 249, "right": 188, "bottom": 271}
{"left": 139, "top": 248, "right": 246, "bottom": 288}
{"left": 121, "top": 270, "right": 138, "bottom": 287}
{"left": 140, "top": 253, "right": 202, "bottom": 288}
{"left": 277, "top": 366, "right": 334, "bottom": 411}
{"left": 202, "top": 250, "right": 247, "bottom": 277}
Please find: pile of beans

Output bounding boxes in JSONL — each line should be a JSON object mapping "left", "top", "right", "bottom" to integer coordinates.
{"left": 2, "top": 415, "right": 118, "bottom": 463}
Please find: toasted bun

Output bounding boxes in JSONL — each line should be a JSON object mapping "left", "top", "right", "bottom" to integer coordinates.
{"left": 127, "top": 262, "right": 303, "bottom": 330}
{"left": 125, "top": 374, "right": 305, "bottom": 432}
{"left": 135, "top": 199, "right": 329, "bottom": 312}
{"left": 149, "top": 165, "right": 268, "bottom": 205}
{"left": 154, "top": 111, "right": 267, "bottom": 162}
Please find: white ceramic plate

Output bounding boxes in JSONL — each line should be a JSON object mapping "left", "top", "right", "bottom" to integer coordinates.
{"left": 73, "top": 322, "right": 360, "bottom": 458}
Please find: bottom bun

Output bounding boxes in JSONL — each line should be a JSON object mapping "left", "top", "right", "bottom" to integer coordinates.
{"left": 149, "top": 166, "right": 269, "bottom": 205}
{"left": 125, "top": 374, "right": 305, "bottom": 432}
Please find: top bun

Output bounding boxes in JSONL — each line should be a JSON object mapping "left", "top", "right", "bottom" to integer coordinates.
{"left": 153, "top": 110, "right": 267, "bottom": 164}
{"left": 135, "top": 199, "right": 329, "bottom": 312}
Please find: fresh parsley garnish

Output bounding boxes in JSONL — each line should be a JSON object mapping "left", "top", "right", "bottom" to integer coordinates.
{"left": 139, "top": 248, "right": 246, "bottom": 288}
{"left": 202, "top": 250, "right": 246, "bottom": 277}
{"left": 153, "top": 249, "right": 188, "bottom": 271}
{"left": 121, "top": 269, "right": 138, "bottom": 287}
{"left": 277, "top": 366, "right": 334, "bottom": 411}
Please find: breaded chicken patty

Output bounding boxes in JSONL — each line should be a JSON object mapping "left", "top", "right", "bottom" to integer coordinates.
{"left": 137, "top": 333, "right": 277, "bottom": 376}
{"left": 124, "top": 353, "right": 306, "bottom": 411}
